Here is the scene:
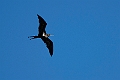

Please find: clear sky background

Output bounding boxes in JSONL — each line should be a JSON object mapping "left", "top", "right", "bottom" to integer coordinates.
{"left": 0, "top": 0, "right": 120, "bottom": 80}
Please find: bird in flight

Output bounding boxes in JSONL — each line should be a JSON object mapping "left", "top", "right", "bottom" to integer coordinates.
{"left": 28, "top": 14, "right": 53, "bottom": 56}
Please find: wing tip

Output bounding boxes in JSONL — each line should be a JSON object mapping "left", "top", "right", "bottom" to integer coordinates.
{"left": 37, "top": 14, "right": 40, "bottom": 17}
{"left": 50, "top": 53, "right": 53, "bottom": 57}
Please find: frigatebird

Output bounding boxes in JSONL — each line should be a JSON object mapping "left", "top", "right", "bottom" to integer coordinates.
{"left": 28, "top": 14, "right": 53, "bottom": 56}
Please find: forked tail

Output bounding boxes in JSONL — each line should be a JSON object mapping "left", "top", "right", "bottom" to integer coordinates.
{"left": 28, "top": 36, "right": 39, "bottom": 40}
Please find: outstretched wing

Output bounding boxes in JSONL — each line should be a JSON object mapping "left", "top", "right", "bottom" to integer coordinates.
{"left": 41, "top": 36, "right": 53, "bottom": 56}
{"left": 37, "top": 14, "right": 47, "bottom": 35}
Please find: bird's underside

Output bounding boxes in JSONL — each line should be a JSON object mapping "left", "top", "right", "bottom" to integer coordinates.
{"left": 28, "top": 14, "right": 53, "bottom": 56}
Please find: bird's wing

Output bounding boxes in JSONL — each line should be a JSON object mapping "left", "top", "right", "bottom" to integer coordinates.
{"left": 37, "top": 14, "right": 47, "bottom": 35}
{"left": 41, "top": 36, "right": 53, "bottom": 56}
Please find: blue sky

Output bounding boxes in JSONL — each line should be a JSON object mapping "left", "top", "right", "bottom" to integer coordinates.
{"left": 0, "top": 0, "right": 120, "bottom": 80}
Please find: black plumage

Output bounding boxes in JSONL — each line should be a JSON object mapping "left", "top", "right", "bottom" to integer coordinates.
{"left": 28, "top": 14, "right": 53, "bottom": 56}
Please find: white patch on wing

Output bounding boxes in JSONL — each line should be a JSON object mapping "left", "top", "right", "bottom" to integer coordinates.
{"left": 42, "top": 32, "right": 47, "bottom": 38}
{"left": 42, "top": 32, "right": 45, "bottom": 36}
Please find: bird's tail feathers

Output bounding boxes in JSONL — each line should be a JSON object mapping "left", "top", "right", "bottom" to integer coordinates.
{"left": 28, "top": 36, "right": 39, "bottom": 40}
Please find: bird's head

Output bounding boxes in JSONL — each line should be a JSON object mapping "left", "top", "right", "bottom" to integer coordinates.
{"left": 47, "top": 34, "right": 54, "bottom": 37}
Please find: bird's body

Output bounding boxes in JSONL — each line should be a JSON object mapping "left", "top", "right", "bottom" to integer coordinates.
{"left": 28, "top": 14, "right": 53, "bottom": 56}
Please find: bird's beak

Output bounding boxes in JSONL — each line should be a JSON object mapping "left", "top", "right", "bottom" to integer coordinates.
{"left": 50, "top": 34, "right": 54, "bottom": 36}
